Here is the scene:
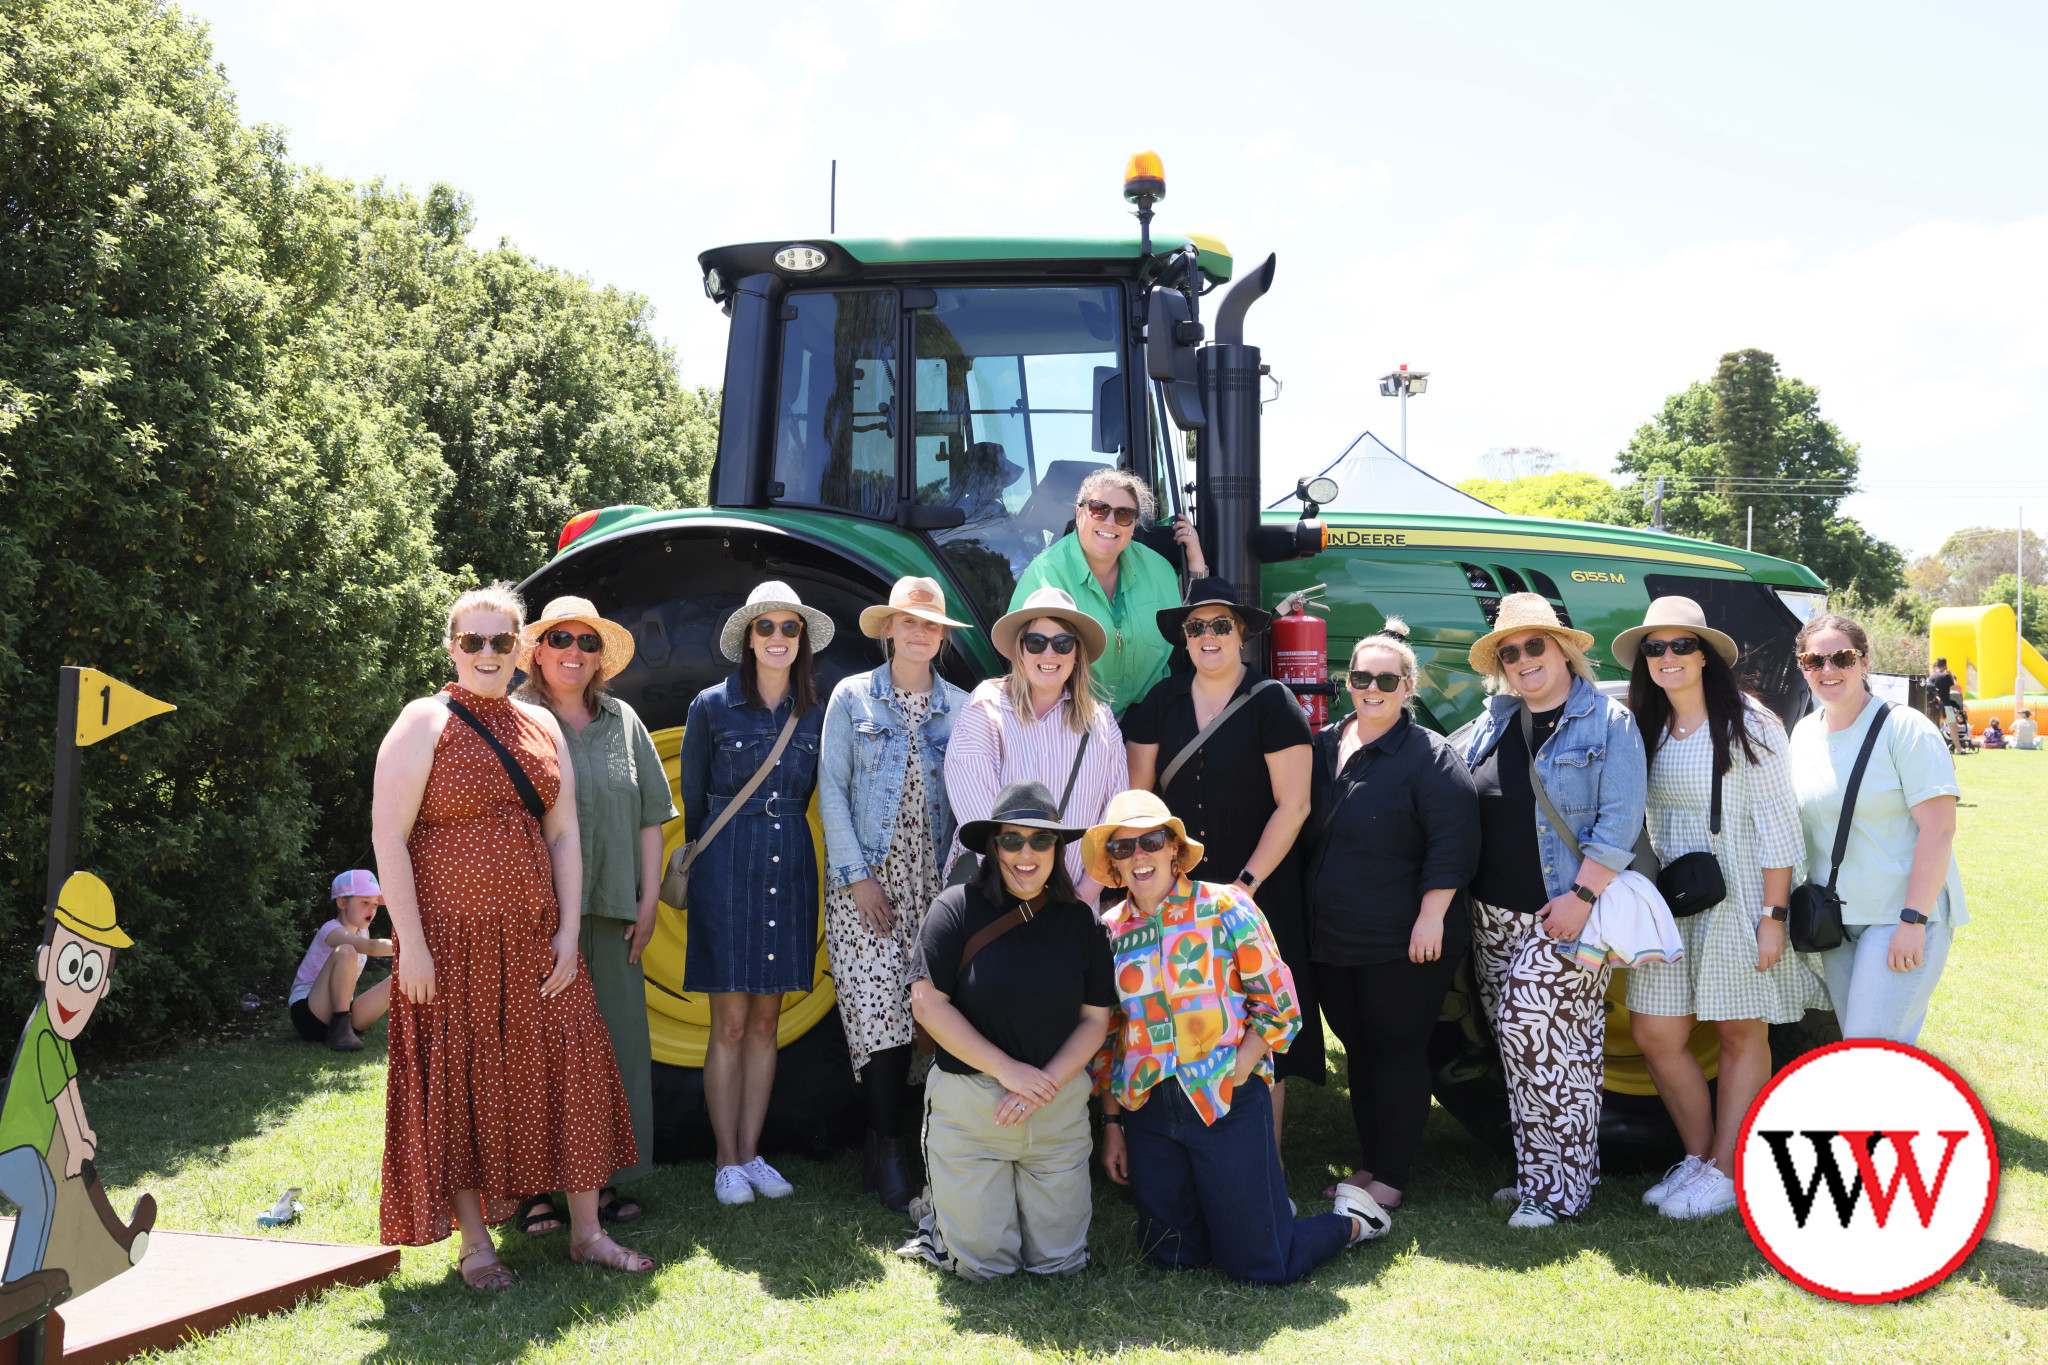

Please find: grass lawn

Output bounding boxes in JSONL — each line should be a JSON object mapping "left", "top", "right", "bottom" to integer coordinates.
{"left": 72, "top": 755, "right": 2048, "bottom": 1363}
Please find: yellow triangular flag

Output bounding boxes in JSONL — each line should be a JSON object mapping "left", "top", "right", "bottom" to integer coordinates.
{"left": 74, "top": 668, "right": 176, "bottom": 747}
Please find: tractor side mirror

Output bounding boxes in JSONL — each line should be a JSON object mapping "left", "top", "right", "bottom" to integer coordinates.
{"left": 1146, "top": 289, "right": 1206, "bottom": 430}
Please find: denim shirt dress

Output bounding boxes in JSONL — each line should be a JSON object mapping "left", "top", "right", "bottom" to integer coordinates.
{"left": 1451, "top": 675, "right": 1648, "bottom": 898}
{"left": 674, "top": 673, "right": 825, "bottom": 994}
{"left": 818, "top": 664, "right": 970, "bottom": 892}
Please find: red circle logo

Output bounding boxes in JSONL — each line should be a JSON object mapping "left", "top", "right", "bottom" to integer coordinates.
{"left": 1736, "top": 1040, "right": 1999, "bottom": 1303}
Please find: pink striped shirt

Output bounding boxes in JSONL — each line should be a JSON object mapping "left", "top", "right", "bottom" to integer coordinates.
{"left": 945, "top": 679, "right": 1129, "bottom": 906}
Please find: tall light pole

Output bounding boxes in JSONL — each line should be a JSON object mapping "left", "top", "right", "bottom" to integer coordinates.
{"left": 1377, "top": 364, "right": 1430, "bottom": 461}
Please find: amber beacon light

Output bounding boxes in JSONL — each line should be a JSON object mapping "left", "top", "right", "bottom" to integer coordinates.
{"left": 1123, "top": 151, "right": 1166, "bottom": 203}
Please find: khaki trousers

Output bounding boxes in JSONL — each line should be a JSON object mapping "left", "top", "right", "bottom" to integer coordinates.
{"left": 914, "top": 1068, "right": 1092, "bottom": 1280}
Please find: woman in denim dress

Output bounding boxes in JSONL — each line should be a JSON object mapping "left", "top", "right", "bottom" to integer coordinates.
{"left": 676, "top": 581, "right": 832, "bottom": 1207}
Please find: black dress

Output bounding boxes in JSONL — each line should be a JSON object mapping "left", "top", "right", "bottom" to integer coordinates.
{"left": 1123, "top": 666, "right": 1324, "bottom": 1082}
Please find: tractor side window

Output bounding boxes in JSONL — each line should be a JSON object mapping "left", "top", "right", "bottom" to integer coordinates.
{"left": 909, "top": 285, "right": 1125, "bottom": 623}
{"left": 772, "top": 290, "right": 898, "bottom": 519}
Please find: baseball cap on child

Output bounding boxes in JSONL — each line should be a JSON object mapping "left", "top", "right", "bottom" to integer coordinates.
{"left": 330, "top": 869, "right": 383, "bottom": 900}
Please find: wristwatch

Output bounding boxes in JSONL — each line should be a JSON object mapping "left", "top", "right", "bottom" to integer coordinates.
{"left": 1237, "top": 869, "right": 1262, "bottom": 893}
{"left": 1099, "top": 1112, "right": 1124, "bottom": 1129}
{"left": 1899, "top": 908, "right": 1931, "bottom": 925}
{"left": 1570, "top": 882, "right": 1597, "bottom": 904}
{"left": 1765, "top": 905, "right": 1790, "bottom": 922}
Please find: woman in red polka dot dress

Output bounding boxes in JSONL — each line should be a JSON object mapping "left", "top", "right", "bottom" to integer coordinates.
{"left": 371, "top": 583, "right": 653, "bottom": 1288}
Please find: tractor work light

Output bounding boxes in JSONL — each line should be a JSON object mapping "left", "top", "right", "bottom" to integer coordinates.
{"left": 774, "top": 244, "right": 828, "bottom": 272}
{"left": 1123, "top": 151, "right": 1166, "bottom": 204}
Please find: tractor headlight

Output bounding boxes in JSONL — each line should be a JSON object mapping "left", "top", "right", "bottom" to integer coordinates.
{"left": 774, "top": 244, "right": 828, "bottom": 273}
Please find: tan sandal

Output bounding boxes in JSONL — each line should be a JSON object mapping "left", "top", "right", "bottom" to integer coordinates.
{"left": 570, "top": 1231, "right": 656, "bottom": 1274}
{"left": 458, "top": 1240, "right": 516, "bottom": 1290}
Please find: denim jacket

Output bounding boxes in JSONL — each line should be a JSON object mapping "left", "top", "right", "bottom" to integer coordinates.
{"left": 1451, "top": 675, "right": 1647, "bottom": 899}
{"left": 818, "top": 664, "right": 970, "bottom": 891}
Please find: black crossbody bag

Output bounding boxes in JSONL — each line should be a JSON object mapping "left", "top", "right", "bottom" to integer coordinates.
{"left": 1788, "top": 702, "right": 1893, "bottom": 954}
{"left": 1655, "top": 762, "right": 1726, "bottom": 918}
{"left": 444, "top": 696, "right": 545, "bottom": 821}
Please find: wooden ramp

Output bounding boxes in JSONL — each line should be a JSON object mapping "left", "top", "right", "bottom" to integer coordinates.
{"left": 0, "top": 1221, "right": 398, "bottom": 1365}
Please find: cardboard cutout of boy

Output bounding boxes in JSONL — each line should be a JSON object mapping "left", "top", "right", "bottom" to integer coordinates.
{"left": 0, "top": 872, "right": 156, "bottom": 1335}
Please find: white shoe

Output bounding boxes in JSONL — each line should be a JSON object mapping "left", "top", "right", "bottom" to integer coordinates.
{"left": 741, "top": 1156, "right": 794, "bottom": 1199}
{"left": 1334, "top": 1182, "right": 1392, "bottom": 1244}
{"left": 1507, "top": 1197, "right": 1561, "bottom": 1229}
{"left": 715, "top": 1164, "right": 755, "bottom": 1206}
{"left": 1644, "top": 1154, "right": 1707, "bottom": 1207}
{"left": 1661, "top": 1164, "right": 1737, "bottom": 1219}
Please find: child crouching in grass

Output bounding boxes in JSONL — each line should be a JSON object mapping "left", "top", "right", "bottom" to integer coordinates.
{"left": 289, "top": 870, "right": 394, "bottom": 1052}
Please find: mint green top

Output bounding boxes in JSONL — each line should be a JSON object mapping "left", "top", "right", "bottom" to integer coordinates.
{"left": 1011, "top": 533, "right": 1180, "bottom": 717}
{"left": 557, "top": 696, "right": 679, "bottom": 921}
{"left": 0, "top": 1004, "right": 73, "bottom": 1158}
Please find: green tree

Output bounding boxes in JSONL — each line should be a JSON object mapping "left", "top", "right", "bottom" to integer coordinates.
{"left": 1455, "top": 470, "right": 1617, "bottom": 521}
{"left": 1981, "top": 573, "right": 2048, "bottom": 644}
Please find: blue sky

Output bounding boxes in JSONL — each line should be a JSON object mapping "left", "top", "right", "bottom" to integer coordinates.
{"left": 188, "top": 0, "right": 2048, "bottom": 560}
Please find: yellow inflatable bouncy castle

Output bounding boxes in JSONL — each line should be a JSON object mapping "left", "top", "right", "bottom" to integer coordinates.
{"left": 1929, "top": 603, "right": 2048, "bottom": 730}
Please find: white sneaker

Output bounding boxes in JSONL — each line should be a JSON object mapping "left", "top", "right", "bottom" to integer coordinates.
{"left": 715, "top": 1164, "right": 755, "bottom": 1205}
{"left": 741, "top": 1156, "right": 794, "bottom": 1199}
{"left": 1507, "top": 1197, "right": 1561, "bottom": 1229}
{"left": 1644, "top": 1154, "right": 1706, "bottom": 1207}
{"left": 1334, "top": 1183, "right": 1391, "bottom": 1244}
{"left": 1661, "top": 1164, "right": 1737, "bottom": 1219}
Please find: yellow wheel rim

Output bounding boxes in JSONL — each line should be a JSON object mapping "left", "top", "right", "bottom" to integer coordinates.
{"left": 1602, "top": 966, "right": 1719, "bottom": 1095}
{"left": 642, "top": 726, "right": 837, "bottom": 1068}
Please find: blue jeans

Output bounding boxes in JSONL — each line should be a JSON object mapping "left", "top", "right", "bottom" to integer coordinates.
{"left": 1122, "top": 1077, "right": 1353, "bottom": 1284}
{"left": 0, "top": 1145, "right": 55, "bottom": 1281}
{"left": 1819, "top": 920, "right": 1953, "bottom": 1044}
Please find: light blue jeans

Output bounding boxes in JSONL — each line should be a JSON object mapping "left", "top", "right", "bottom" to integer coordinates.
{"left": 0, "top": 1144, "right": 55, "bottom": 1281}
{"left": 1818, "top": 920, "right": 1953, "bottom": 1044}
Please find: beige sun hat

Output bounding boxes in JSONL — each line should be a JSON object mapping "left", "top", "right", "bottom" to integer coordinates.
{"left": 521, "top": 596, "right": 636, "bottom": 681}
{"left": 990, "top": 587, "right": 1108, "bottom": 662}
{"left": 719, "top": 581, "right": 836, "bottom": 662}
{"left": 858, "top": 576, "right": 971, "bottom": 638}
{"left": 1467, "top": 592, "right": 1597, "bottom": 675}
{"left": 1610, "top": 595, "right": 1739, "bottom": 671}
{"left": 1080, "top": 789, "right": 1206, "bottom": 887}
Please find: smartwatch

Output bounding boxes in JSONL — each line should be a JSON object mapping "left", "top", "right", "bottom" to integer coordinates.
{"left": 1899, "top": 908, "right": 1931, "bottom": 926}
{"left": 1570, "top": 883, "right": 1597, "bottom": 905}
{"left": 1237, "top": 869, "right": 1262, "bottom": 893}
{"left": 1765, "top": 905, "right": 1790, "bottom": 922}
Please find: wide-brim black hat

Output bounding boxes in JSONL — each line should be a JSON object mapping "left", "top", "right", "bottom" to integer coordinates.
{"left": 1156, "top": 576, "right": 1273, "bottom": 646}
{"left": 957, "top": 779, "right": 1090, "bottom": 849}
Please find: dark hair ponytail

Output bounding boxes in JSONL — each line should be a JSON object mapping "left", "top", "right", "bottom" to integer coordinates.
{"left": 1628, "top": 645, "right": 1763, "bottom": 777}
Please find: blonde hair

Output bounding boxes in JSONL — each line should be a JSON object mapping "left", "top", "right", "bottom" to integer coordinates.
{"left": 1076, "top": 467, "right": 1157, "bottom": 524}
{"left": 1349, "top": 617, "right": 1419, "bottom": 710}
{"left": 445, "top": 582, "right": 525, "bottom": 641}
{"left": 1483, "top": 628, "right": 1598, "bottom": 695}
{"left": 1005, "top": 637, "right": 1106, "bottom": 735}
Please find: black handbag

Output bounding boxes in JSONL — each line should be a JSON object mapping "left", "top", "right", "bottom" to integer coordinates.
{"left": 1788, "top": 702, "right": 1893, "bottom": 954}
{"left": 1655, "top": 764, "right": 1726, "bottom": 918}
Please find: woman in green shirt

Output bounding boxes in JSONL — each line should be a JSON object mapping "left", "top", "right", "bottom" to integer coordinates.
{"left": 515, "top": 595, "right": 678, "bottom": 1231}
{"left": 1009, "top": 469, "right": 1201, "bottom": 716}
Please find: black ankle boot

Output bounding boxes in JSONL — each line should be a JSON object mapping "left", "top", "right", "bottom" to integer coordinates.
{"left": 868, "top": 1133, "right": 914, "bottom": 1212}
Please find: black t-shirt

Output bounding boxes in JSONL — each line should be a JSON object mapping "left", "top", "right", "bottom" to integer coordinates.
{"left": 1468, "top": 704, "right": 1563, "bottom": 913}
{"left": 1930, "top": 670, "right": 1957, "bottom": 708}
{"left": 911, "top": 883, "right": 1115, "bottom": 1075}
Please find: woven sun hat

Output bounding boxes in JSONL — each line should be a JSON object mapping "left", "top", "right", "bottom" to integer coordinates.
{"left": 858, "top": 576, "right": 971, "bottom": 638}
{"left": 719, "top": 581, "right": 836, "bottom": 662}
{"left": 1467, "top": 592, "right": 1596, "bottom": 675}
{"left": 990, "top": 587, "right": 1108, "bottom": 663}
{"left": 1080, "top": 789, "right": 1205, "bottom": 887}
{"left": 1155, "top": 575, "right": 1273, "bottom": 646}
{"left": 957, "top": 780, "right": 1091, "bottom": 850}
{"left": 1609, "top": 595, "right": 1739, "bottom": 671}
{"left": 522, "top": 595, "right": 637, "bottom": 681}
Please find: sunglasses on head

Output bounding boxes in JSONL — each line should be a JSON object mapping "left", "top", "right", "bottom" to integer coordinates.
{"left": 455, "top": 632, "right": 518, "bottom": 655}
{"left": 994, "top": 830, "right": 1060, "bottom": 853}
{"left": 1495, "top": 636, "right": 1548, "bottom": 665}
{"left": 543, "top": 630, "right": 604, "bottom": 653}
{"left": 1105, "top": 828, "right": 1172, "bottom": 860}
{"left": 1640, "top": 637, "right": 1702, "bottom": 659}
{"left": 1348, "top": 670, "right": 1404, "bottom": 693}
{"left": 753, "top": 618, "right": 804, "bottom": 639}
{"left": 1182, "top": 616, "right": 1237, "bottom": 639}
{"left": 1020, "top": 632, "right": 1079, "bottom": 656}
{"left": 1798, "top": 647, "right": 1863, "bottom": 671}
{"left": 1078, "top": 499, "right": 1139, "bottom": 528}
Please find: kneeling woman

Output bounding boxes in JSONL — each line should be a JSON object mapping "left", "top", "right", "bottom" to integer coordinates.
{"left": 1090, "top": 791, "right": 1384, "bottom": 1284}
{"left": 901, "top": 781, "right": 1114, "bottom": 1280}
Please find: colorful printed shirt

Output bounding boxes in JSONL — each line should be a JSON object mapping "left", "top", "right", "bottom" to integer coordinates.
{"left": 1089, "top": 878, "right": 1301, "bottom": 1124}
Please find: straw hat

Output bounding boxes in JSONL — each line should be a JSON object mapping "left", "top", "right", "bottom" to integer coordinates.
{"left": 1155, "top": 575, "right": 1272, "bottom": 646}
{"left": 1609, "top": 595, "right": 1739, "bottom": 671}
{"left": 522, "top": 596, "right": 637, "bottom": 681}
{"left": 1080, "top": 789, "right": 1206, "bottom": 887}
{"left": 990, "top": 587, "right": 1107, "bottom": 663}
{"left": 956, "top": 780, "right": 1090, "bottom": 850}
{"left": 858, "top": 576, "right": 971, "bottom": 638}
{"left": 1467, "top": 592, "right": 1596, "bottom": 675}
{"left": 719, "top": 581, "right": 836, "bottom": 662}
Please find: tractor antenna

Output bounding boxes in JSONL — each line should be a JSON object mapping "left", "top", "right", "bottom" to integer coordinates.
{"left": 830, "top": 159, "right": 837, "bottom": 235}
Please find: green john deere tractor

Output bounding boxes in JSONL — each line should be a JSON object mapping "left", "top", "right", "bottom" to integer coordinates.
{"left": 516, "top": 158, "right": 1834, "bottom": 1166}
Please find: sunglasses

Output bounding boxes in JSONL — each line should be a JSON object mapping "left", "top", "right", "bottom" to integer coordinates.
{"left": 455, "top": 632, "right": 518, "bottom": 655}
{"left": 1182, "top": 616, "right": 1238, "bottom": 639}
{"left": 1348, "top": 670, "right": 1404, "bottom": 693}
{"left": 1639, "top": 637, "right": 1702, "bottom": 659}
{"left": 1495, "top": 637, "right": 1548, "bottom": 665}
{"left": 1078, "top": 499, "right": 1139, "bottom": 528}
{"left": 753, "top": 618, "right": 804, "bottom": 639}
{"left": 1798, "top": 648, "right": 1863, "bottom": 672}
{"left": 994, "top": 830, "right": 1061, "bottom": 853}
{"left": 1105, "top": 828, "right": 1172, "bottom": 860}
{"left": 543, "top": 630, "right": 604, "bottom": 653}
{"left": 1020, "top": 632, "right": 1079, "bottom": 656}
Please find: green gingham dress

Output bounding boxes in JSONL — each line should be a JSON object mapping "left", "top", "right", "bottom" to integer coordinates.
{"left": 1626, "top": 700, "right": 1828, "bottom": 1022}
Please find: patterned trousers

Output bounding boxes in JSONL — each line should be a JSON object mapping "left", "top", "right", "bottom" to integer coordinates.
{"left": 1471, "top": 899, "right": 1610, "bottom": 1216}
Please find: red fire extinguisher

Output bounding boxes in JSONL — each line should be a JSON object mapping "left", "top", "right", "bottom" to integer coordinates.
{"left": 1270, "top": 585, "right": 1331, "bottom": 726}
